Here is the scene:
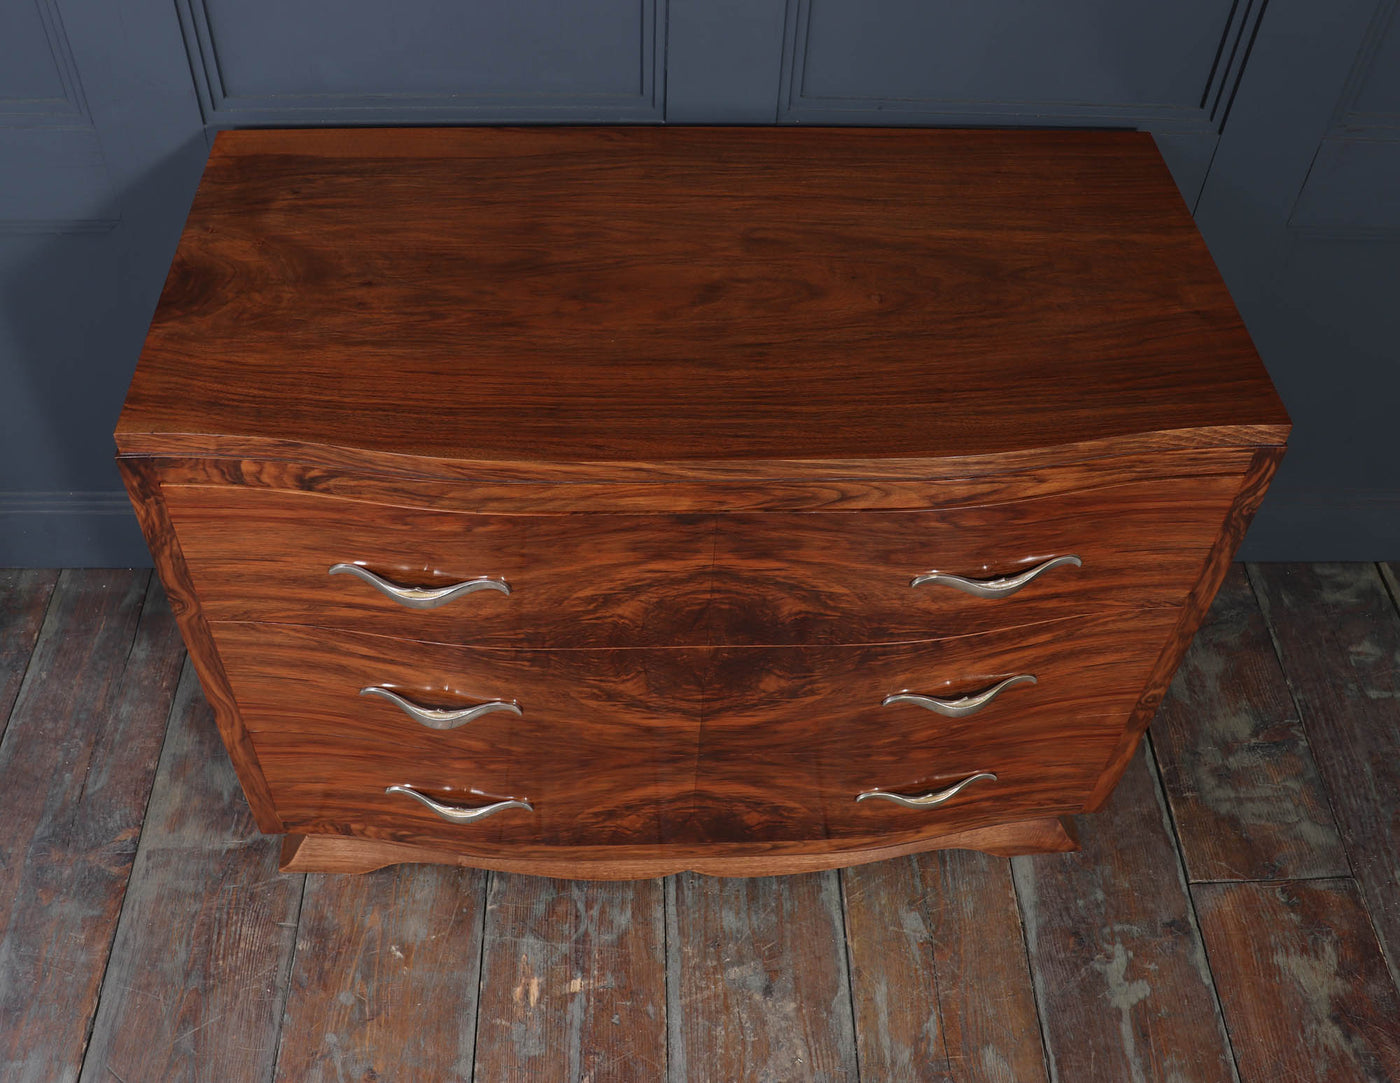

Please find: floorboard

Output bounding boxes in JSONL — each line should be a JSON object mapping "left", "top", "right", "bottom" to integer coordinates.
{"left": 842, "top": 850, "right": 1049, "bottom": 1083}
{"left": 78, "top": 663, "right": 302, "bottom": 1083}
{"left": 272, "top": 865, "right": 488, "bottom": 1083}
{"left": 1011, "top": 746, "right": 1237, "bottom": 1083}
{"left": 0, "top": 571, "right": 181, "bottom": 1083}
{"left": 471, "top": 874, "right": 666, "bottom": 1083}
{"left": 0, "top": 569, "right": 57, "bottom": 741}
{"left": 1195, "top": 878, "right": 1400, "bottom": 1081}
{"left": 1250, "top": 563, "right": 1400, "bottom": 989}
{"left": 1, "top": 562, "right": 1396, "bottom": 1079}
{"left": 667, "top": 871, "right": 857, "bottom": 1083}
{"left": 1152, "top": 564, "right": 1347, "bottom": 881}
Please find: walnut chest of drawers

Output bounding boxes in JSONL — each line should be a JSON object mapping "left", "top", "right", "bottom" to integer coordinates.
{"left": 116, "top": 127, "right": 1289, "bottom": 878}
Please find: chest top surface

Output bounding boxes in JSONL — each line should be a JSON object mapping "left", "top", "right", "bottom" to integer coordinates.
{"left": 116, "top": 126, "right": 1288, "bottom": 477}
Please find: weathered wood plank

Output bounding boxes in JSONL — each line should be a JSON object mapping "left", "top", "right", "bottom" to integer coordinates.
{"left": 668, "top": 871, "right": 857, "bottom": 1083}
{"left": 78, "top": 662, "right": 302, "bottom": 1083}
{"left": 0, "top": 569, "right": 57, "bottom": 740}
{"left": 0, "top": 571, "right": 183, "bottom": 1083}
{"left": 472, "top": 873, "right": 666, "bottom": 1083}
{"left": 1195, "top": 878, "right": 1400, "bottom": 1082}
{"left": 842, "top": 850, "right": 1050, "bottom": 1083}
{"left": 1012, "top": 746, "right": 1235, "bottom": 1083}
{"left": 1250, "top": 563, "right": 1400, "bottom": 989}
{"left": 272, "top": 865, "right": 488, "bottom": 1082}
{"left": 1152, "top": 563, "right": 1346, "bottom": 881}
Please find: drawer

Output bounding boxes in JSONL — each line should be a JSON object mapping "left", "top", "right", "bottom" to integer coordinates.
{"left": 211, "top": 622, "right": 706, "bottom": 849}
{"left": 688, "top": 608, "right": 1181, "bottom": 842}
{"left": 165, "top": 485, "right": 714, "bottom": 647}
{"left": 211, "top": 608, "right": 1174, "bottom": 851}
{"left": 706, "top": 474, "right": 1239, "bottom": 643}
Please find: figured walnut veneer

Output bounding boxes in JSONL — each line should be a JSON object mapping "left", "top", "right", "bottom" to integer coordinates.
{"left": 116, "top": 127, "right": 1288, "bottom": 877}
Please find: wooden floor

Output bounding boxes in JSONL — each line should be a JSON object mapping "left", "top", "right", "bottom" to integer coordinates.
{"left": 2, "top": 565, "right": 1399, "bottom": 1082}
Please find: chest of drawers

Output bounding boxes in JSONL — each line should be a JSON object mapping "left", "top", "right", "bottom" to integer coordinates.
{"left": 116, "top": 127, "right": 1289, "bottom": 878}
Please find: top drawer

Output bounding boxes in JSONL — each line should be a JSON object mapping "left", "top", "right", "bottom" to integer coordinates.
{"left": 706, "top": 473, "right": 1242, "bottom": 643}
{"left": 164, "top": 485, "right": 715, "bottom": 648}
{"left": 163, "top": 471, "right": 1238, "bottom": 647}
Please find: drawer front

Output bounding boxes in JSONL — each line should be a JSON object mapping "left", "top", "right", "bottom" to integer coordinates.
{"left": 706, "top": 474, "right": 1239, "bottom": 643}
{"left": 165, "top": 485, "right": 715, "bottom": 647}
{"left": 687, "top": 608, "right": 1181, "bottom": 842}
{"left": 211, "top": 622, "right": 705, "bottom": 849}
{"left": 211, "top": 609, "right": 1173, "bottom": 851}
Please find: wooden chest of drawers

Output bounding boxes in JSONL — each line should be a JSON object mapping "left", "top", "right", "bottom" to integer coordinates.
{"left": 116, "top": 127, "right": 1289, "bottom": 878}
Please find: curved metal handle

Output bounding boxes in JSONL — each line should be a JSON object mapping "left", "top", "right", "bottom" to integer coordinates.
{"left": 910, "top": 555, "right": 1082, "bottom": 598}
{"left": 882, "top": 674, "right": 1036, "bottom": 719}
{"left": 386, "top": 785, "right": 532, "bottom": 824}
{"left": 360, "top": 686, "right": 522, "bottom": 731}
{"left": 329, "top": 563, "right": 510, "bottom": 609}
{"left": 856, "top": 772, "right": 997, "bottom": 809}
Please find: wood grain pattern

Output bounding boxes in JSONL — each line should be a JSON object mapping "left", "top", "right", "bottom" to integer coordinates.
{"left": 1012, "top": 746, "right": 1236, "bottom": 1083}
{"left": 0, "top": 569, "right": 56, "bottom": 741}
{"left": 473, "top": 875, "right": 666, "bottom": 1082}
{"left": 1086, "top": 446, "right": 1284, "bottom": 809}
{"left": 165, "top": 483, "right": 715, "bottom": 648}
{"left": 0, "top": 572, "right": 183, "bottom": 1083}
{"left": 117, "top": 127, "right": 1287, "bottom": 475}
{"left": 272, "top": 865, "right": 489, "bottom": 1082}
{"left": 79, "top": 662, "right": 302, "bottom": 1083}
{"left": 211, "top": 610, "right": 1172, "bottom": 854}
{"left": 278, "top": 817, "right": 1079, "bottom": 878}
{"left": 706, "top": 475, "right": 1237, "bottom": 644}
{"left": 1152, "top": 564, "right": 1347, "bottom": 881}
{"left": 116, "top": 125, "right": 1289, "bottom": 874}
{"left": 669, "top": 871, "right": 857, "bottom": 1082}
{"left": 119, "top": 457, "right": 282, "bottom": 831}
{"left": 1194, "top": 879, "right": 1400, "bottom": 1082}
{"left": 1251, "top": 562, "right": 1400, "bottom": 990}
{"left": 694, "top": 609, "right": 1181, "bottom": 843}
{"left": 211, "top": 622, "right": 704, "bottom": 850}
{"left": 153, "top": 446, "right": 1261, "bottom": 514}
{"left": 166, "top": 473, "right": 1235, "bottom": 648}
{"left": 842, "top": 850, "right": 1050, "bottom": 1082}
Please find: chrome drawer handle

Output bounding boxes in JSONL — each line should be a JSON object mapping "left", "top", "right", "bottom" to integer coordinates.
{"left": 882, "top": 674, "right": 1036, "bottom": 718}
{"left": 386, "top": 785, "right": 532, "bottom": 824}
{"left": 329, "top": 563, "right": 510, "bottom": 609}
{"left": 856, "top": 772, "right": 997, "bottom": 808}
{"left": 910, "top": 555, "right": 1081, "bottom": 598}
{"left": 361, "top": 686, "right": 522, "bottom": 730}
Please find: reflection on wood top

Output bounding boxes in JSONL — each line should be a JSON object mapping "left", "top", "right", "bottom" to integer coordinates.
{"left": 118, "top": 126, "right": 1289, "bottom": 476}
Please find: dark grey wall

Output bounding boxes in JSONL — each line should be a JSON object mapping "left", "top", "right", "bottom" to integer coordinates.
{"left": 3, "top": 0, "right": 1396, "bottom": 564}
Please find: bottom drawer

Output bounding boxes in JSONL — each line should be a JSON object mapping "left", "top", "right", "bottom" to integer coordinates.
{"left": 211, "top": 610, "right": 1174, "bottom": 852}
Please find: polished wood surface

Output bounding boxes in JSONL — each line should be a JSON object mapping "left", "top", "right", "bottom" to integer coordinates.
{"left": 278, "top": 817, "right": 1079, "bottom": 877}
{"left": 705, "top": 474, "right": 1237, "bottom": 643}
{"left": 117, "top": 127, "right": 1287, "bottom": 476}
{"left": 151, "top": 445, "right": 1261, "bottom": 513}
{"left": 118, "top": 458, "right": 282, "bottom": 831}
{"left": 165, "top": 472, "right": 1232, "bottom": 647}
{"left": 165, "top": 483, "right": 715, "bottom": 648}
{"left": 693, "top": 610, "right": 1178, "bottom": 842}
{"left": 1087, "top": 447, "right": 1282, "bottom": 809}
{"left": 115, "top": 126, "right": 1290, "bottom": 876}
{"left": 212, "top": 610, "right": 1173, "bottom": 853}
